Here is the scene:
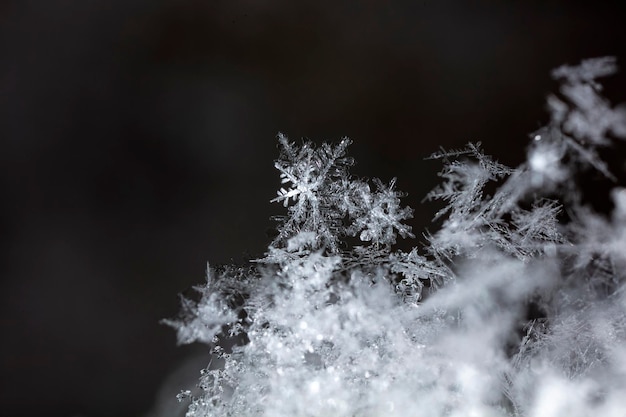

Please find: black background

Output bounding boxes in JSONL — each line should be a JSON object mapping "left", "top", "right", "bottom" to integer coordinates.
{"left": 1, "top": 1, "right": 626, "bottom": 416}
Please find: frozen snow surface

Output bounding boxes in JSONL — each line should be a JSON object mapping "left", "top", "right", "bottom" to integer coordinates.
{"left": 165, "top": 58, "right": 626, "bottom": 417}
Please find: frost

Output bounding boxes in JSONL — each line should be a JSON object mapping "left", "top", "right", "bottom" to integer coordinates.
{"left": 163, "top": 57, "right": 626, "bottom": 417}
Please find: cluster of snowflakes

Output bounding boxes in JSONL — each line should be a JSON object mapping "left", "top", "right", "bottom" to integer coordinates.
{"left": 165, "top": 57, "right": 626, "bottom": 417}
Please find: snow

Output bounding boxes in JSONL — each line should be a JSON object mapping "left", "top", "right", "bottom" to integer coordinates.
{"left": 164, "top": 57, "right": 626, "bottom": 417}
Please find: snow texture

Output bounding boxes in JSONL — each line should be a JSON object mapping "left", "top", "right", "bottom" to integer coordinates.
{"left": 164, "top": 57, "right": 626, "bottom": 417}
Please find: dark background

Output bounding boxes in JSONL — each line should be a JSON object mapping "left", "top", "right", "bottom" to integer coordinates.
{"left": 1, "top": 1, "right": 625, "bottom": 416}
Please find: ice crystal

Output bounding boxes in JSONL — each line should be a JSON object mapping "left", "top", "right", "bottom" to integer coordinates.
{"left": 269, "top": 134, "right": 413, "bottom": 254}
{"left": 164, "top": 57, "right": 626, "bottom": 417}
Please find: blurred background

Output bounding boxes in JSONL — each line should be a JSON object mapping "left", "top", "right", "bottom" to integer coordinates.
{"left": 1, "top": 1, "right": 625, "bottom": 416}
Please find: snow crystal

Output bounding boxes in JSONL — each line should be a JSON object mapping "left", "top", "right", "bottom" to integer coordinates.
{"left": 163, "top": 57, "right": 626, "bottom": 417}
